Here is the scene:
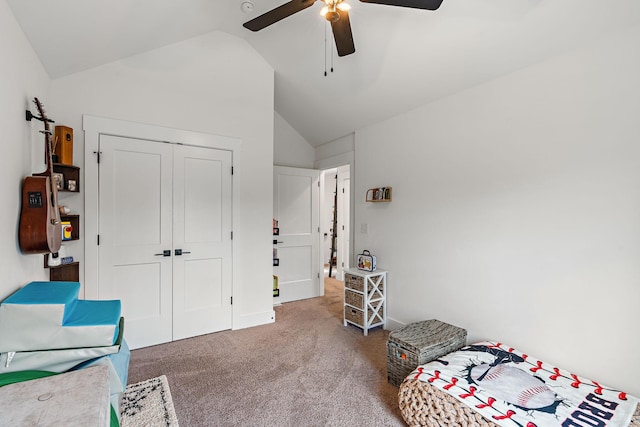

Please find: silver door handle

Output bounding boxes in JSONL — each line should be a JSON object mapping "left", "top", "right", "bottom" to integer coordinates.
{"left": 175, "top": 249, "right": 191, "bottom": 256}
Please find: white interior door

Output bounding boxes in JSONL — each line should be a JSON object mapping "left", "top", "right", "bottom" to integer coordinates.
{"left": 172, "top": 145, "right": 232, "bottom": 340}
{"left": 98, "top": 135, "right": 173, "bottom": 348}
{"left": 274, "top": 166, "right": 320, "bottom": 303}
{"left": 98, "top": 136, "right": 233, "bottom": 349}
{"left": 337, "top": 165, "right": 351, "bottom": 280}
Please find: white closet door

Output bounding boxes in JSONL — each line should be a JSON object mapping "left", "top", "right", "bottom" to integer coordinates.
{"left": 274, "top": 166, "right": 320, "bottom": 303}
{"left": 172, "top": 145, "right": 232, "bottom": 340}
{"left": 98, "top": 135, "right": 173, "bottom": 349}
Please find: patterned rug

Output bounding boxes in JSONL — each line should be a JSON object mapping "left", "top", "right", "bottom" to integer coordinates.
{"left": 120, "top": 375, "right": 179, "bottom": 426}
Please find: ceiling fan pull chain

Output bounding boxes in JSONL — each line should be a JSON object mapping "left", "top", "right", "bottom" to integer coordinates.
{"left": 331, "top": 35, "right": 334, "bottom": 73}
{"left": 324, "top": 22, "right": 328, "bottom": 76}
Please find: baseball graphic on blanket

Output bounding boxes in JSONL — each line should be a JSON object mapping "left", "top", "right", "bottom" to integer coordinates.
{"left": 470, "top": 364, "right": 556, "bottom": 409}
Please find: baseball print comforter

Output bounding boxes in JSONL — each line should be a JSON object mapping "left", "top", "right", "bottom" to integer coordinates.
{"left": 409, "top": 341, "right": 638, "bottom": 427}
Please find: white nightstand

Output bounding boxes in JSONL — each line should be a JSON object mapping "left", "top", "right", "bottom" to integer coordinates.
{"left": 343, "top": 268, "right": 387, "bottom": 336}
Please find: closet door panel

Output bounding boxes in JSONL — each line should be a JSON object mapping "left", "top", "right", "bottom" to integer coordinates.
{"left": 172, "top": 145, "right": 232, "bottom": 340}
{"left": 98, "top": 135, "right": 173, "bottom": 349}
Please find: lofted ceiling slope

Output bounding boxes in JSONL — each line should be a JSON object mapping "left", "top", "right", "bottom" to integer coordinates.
{"left": 7, "top": 0, "right": 640, "bottom": 146}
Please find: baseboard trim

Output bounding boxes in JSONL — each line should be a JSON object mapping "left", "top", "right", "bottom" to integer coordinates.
{"left": 385, "top": 317, "right": 406, "bottom": 331}
{"left": 234, "top": 310, "right": 276, "bottom": 330}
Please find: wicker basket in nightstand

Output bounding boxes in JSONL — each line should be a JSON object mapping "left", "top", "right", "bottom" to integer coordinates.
{"left": 386, "top": 319, "right": 467, "bottom": 387}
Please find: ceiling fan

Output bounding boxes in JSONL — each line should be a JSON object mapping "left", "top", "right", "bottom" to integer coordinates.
{"left": 243, "top": 0, "right": 444, "bottom": 57}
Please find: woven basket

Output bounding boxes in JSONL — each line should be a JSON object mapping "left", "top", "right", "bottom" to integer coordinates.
{"left": 399, "top": 378, "right": 503, "bottom": 427}
{"left": 344, "top": 289, "right": 364, "bottom": 309}
{"left": 387, "top": 320, "right": 466, "bottom": 387}
{"left": 344, "top": 301, "right": 382, "bottom": 328}
{"left": 344, "top": 306, "right": 366, "bottom": 326}
{"left": 344, "top": 273, "right": 374, "bottom": 293}
{"left": 398, "top": 377, "right": 640, "bottom": 427}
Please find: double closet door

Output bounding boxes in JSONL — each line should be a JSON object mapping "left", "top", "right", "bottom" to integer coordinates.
{"left": 98, "top": 135, "right": 232, "bottom": 349}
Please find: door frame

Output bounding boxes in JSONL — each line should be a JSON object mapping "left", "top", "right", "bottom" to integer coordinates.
{"left": 336, "top": 164, "right": 350, "bottom": 280}
{"left": 319, "top": 169, "right": 336, "bottom": 282}
{"left": 316, "top": 151, "right": 354, "bottom": 286}
{"left": 319, "top": 166, "right": 351, "bottom": 283}
{"left": 83, "top": 116, "right": 241, "bottom": 322}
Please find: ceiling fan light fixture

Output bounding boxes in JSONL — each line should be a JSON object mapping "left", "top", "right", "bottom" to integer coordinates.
{"left": 325, "top": 10, "right": 340, "bottom": 22}
{"left": 321, "top": 0, "right": 346, "bottom": 22}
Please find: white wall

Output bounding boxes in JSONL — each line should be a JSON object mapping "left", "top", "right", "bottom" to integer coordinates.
{"left": 315, "top": 134, "right": 356, "bottom": 267}
{"left": 314, "top": 134, "right": 354, "bottom": 170}
{"left": 274, "top": 112, "right": 314, "bottom": 168}
{"left": 355, "top": 24, "right": 640, "bottom": 396}
{"left": 49, "top": 31, "right": 275, "bottom": 328}
{"left": 0, "top": 1, "right": 52, "bottom": 300}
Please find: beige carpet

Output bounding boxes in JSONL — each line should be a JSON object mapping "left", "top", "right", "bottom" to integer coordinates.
{"left": 127, "top": 277, "right": 405, "bottom": 426}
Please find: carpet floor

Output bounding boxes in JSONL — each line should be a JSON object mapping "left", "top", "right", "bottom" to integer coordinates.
{"left": 127, "top": 276, "right": 405, "bottom": 426}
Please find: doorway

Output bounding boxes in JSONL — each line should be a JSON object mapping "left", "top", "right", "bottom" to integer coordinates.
{"left": 320, "top": 164, "right": 351, "bottom": 282}
{"left": 272, "top": 164, "right": 349, "bottom": 304}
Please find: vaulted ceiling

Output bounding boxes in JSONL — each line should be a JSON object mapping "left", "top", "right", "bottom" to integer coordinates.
{"left": 7, "top": 0, "right": 640, "bottom": 146}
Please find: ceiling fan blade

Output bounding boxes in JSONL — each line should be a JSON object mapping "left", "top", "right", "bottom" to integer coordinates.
{"left": 243, "top": 0, "right": 317, "bottom": 31}
{"left": 331, "top": 10, "right": 355, "bottom": 57}
{"left": 359, "top": 0, "right": 444, "bottom": 10}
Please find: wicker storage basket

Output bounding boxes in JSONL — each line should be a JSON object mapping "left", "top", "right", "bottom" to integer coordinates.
{"left": 344, "top": 273, "right": 374, "bottom": 293}
{"left": 387, "top": 319, "right": 466, "bottom": 387}
{"left": 344, "top": 288, "right": 364, "bottom": 309}
{"left": 344, "top": 302, "right": 381, "bottom": 328}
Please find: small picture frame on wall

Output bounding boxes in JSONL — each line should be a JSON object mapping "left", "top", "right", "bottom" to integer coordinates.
{"left": 67, "top": 179, "right": 77, "bottom": 192}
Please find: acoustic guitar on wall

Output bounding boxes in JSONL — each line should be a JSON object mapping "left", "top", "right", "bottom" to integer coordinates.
{"left": 19, "top": 97, "right": 62, "bottom": 254}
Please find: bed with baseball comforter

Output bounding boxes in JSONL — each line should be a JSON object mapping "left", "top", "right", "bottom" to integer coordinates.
{"left": 398, "top": 341, "right": 640, "bottom": 427}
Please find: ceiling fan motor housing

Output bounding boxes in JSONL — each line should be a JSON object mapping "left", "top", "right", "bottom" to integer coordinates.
{"left": 326, "top": 10, "right": 340, "bottom": 22}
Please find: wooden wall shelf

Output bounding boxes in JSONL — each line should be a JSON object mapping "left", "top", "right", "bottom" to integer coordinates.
{"left": 53, "top": 163, "right": 80, "bottom": 192}
{"left": 61, "top": 214, "right": 80, "bottom": 241}
{"left": 366, "top": 187, "right": 392, "bottom": 202}
{"left": 49, "top": 262, "right": 80, "bottom": 282}
{"left": 46, "top": 161, "right": 81, "bottom": 282}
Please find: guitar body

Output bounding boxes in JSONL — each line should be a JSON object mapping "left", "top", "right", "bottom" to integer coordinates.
{"left": 19, "top": 176, "right": 62, "bottom": 254}
{"left": 19, "top": 97, "right": 62, "bottom": 255}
